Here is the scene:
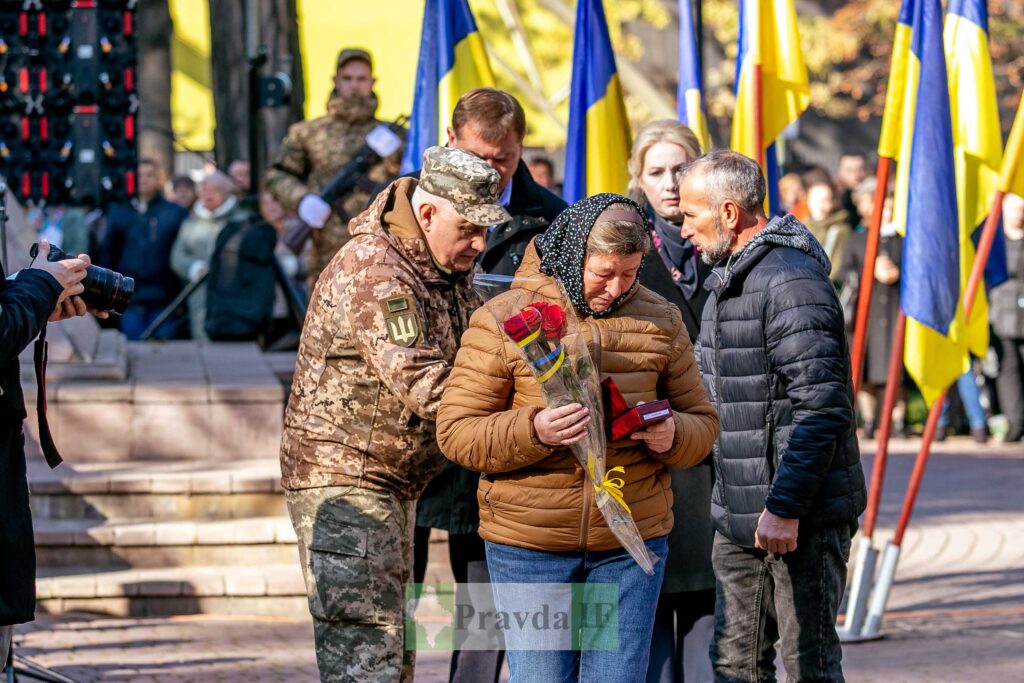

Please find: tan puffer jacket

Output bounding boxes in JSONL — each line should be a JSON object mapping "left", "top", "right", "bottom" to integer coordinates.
{"left": 436, "top": 244, "right": 719, "bottom": 552}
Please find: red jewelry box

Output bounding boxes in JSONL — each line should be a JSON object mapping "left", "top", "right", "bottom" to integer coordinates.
{"left": 601, "top": 377, "right": 673, "bottom": 442}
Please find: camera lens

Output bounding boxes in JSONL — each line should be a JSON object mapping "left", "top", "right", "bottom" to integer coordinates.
{"left": 31, "top": 242, "right": 135, "bottom": 314}
{"left": 80, "top": 264, "right": 134, "bottom": 314}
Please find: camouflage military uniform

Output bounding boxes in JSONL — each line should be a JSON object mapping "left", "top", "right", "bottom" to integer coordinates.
{"left": 265, "top": 92, "right": 402, "bottom": 288}
{"left": 286, "top": 486, "right": 415, "bottom": 683}
{"left": 281, "top": 148, "right": 508, "bottom": 683}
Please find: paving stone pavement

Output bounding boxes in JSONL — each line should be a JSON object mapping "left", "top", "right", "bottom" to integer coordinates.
{"left": 10, "top": 438, "right": 1024, "bottom": 682}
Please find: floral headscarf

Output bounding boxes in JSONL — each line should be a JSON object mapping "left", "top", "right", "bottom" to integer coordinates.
{"left": 535, "top": 193, "right": 647, "bottom": 319}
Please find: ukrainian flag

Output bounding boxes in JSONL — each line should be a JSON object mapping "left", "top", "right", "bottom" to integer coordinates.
{"left": 677, "top": 0, "right": 709, "bottom": 150}
{"left": 401, "top": 0, "right": 494, "bottom": 174}
{"left": 940, "top": 0, "right": 1003, "bottom": 346}
{"left": 731, "top": 0, "right": 809, "bottom": 214}
{"left": 563, "top": 0, "right": 631, "bottom": 204}
{"left": 1000, "top": 94, "right": 1024, "bottom": 197}
{"left": 893, "top": 0, "right": 963, "bottom": 405}
{"left": 878, "top": 0, "right": 916, "bottom": 159}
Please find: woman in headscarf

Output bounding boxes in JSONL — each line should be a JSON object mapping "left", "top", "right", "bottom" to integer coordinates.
{"left": 627, "top": 119, "right": 716, "bottom": 683}
{"left": 437, "top": 194, "right": 719, "bottom": 683}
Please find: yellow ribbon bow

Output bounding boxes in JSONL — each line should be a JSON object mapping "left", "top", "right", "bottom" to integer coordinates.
{"left": 587, "top": 457, "right": 631, "bottom": 515}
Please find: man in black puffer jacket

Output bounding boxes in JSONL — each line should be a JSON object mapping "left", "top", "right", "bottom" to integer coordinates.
{"left": 680, "top": 150, "right": 866, "bottom": 683}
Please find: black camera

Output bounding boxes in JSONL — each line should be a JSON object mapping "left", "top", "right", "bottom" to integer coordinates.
{"left": 29, "top": 243, "right": 134, "bottom": 314}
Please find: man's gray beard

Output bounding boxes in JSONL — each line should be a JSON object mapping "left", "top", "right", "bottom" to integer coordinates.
{"left": 699, "top": 215, "right": 735, "bottom": 264}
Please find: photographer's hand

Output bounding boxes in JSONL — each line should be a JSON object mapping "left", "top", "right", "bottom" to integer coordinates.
{"left": 32, "top": 239, "right": 85, "bottom": 298}
{"left": 33, "top": 245, "right": 110, "bottom": 321}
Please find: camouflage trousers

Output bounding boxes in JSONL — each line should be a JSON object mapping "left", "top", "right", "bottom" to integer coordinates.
{"left": 286, "top": 486, "right": 416, "bottom": 683}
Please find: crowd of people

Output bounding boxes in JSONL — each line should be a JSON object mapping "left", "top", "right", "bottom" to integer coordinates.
{"left": 272, "top": 47, "right": 866, "bottom": 683}
{"left": 6, "top": 43, "right": 1024, "bottom": 683}
{"left": 23, "top": 42, "right": 1021, "bottom": 445}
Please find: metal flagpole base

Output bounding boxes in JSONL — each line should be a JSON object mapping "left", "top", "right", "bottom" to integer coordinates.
{"left": 838, "top": 536, "right": 877, "bottom": 641}
{"left": 9, "top": 653, "right": 77, "bottom": 683}
{"left": 859, "top": 540, "right": 901, "bottom": 640}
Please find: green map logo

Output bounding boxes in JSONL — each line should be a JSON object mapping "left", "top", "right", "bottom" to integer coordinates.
{"left": 405, "top": 583, "right": 454, "bottom": 651}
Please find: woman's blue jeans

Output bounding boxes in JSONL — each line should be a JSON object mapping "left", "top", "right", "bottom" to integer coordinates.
{"left": 485, "top": 535, "right": 668, "bottom": 683}
{"left": 939, "top": 369, "right": 987, "bottom": 430}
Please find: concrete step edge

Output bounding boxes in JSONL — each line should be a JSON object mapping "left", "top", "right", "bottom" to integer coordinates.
{"left": 34, "top": 516, "right": 297, "bottom": 547}
{"left": 36, "top": 564, "right": 306, "bottom": 599}
{"left": 28, "top": 459, "right": 283, "bottom": 495}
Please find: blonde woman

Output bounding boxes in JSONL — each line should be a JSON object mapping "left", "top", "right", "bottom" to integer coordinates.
{"left": 628, "top": 119, "right": 715, "bottom": 683}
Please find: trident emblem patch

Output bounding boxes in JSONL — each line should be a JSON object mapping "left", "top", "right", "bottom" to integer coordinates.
{"left": 387, "top": 314, "right": 419, "bottom": 346}
{"left": 380, "top": 295, "right": 420, "bottom": 347}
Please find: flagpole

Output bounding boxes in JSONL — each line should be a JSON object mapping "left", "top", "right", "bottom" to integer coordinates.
{"left": 851, "top": 156, "right": 894, "bottom": 394}
{"left": 894, "top": 190, "right": 1004, "bottom": 542}
{"left": 861, "top": 383, "right": 948, "bottom": 638}
{"left": 964, "top": 190, "right": 1006, "bottom": 320}
{"left": 860, "top": 309, "right": 906, "bottom": 542}
{"left": 695, "top": 0, "right": 704, "bottom": 80}
{"left": 839, "top": 151, "right": 895, "bottom": 642}
{"left": 861, "top": 186, "right": 1005, "bottom": 639}
{"left": 838, "top": 305, "right": 905, "bottom": 641}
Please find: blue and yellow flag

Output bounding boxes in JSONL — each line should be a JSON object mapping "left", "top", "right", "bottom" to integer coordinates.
{"left": 878, "top": 0, "right": 916, "bottom": 159}
{"left": 940, "top": 0, "right": 1004, "bottom": 346}
{"left": 893, "top": 0, "right": 963, "bottom": 405}
{"left": 401, "top": 0, "right": 494, "bottom": 174}
{"left": 731, "top": 0, "right": 809, "bottom": 214}
{"left": 563, "top": 0, "right": 631, "bottom": 204}
{"left": 947, "top": 0, "right": 1008, "bottom": 293}
{"left": 677, "top": 0, "right": 708, "bottom": 150}
{"left": 1000, "top": 94, "right": 1024, "bottom": 197}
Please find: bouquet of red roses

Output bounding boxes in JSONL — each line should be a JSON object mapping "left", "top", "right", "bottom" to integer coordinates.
{"left": 473, "top": 274, "right": 657, "bottom": 575}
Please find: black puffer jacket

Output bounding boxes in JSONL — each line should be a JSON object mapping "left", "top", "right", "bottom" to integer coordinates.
{"left": 697, "top": 214, "right": 866, "bottom": 547}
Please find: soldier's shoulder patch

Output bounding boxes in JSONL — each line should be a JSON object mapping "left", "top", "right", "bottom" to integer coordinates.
{"left": 380, "top": 295, "right": 412, "bottom": 316}
{"left": 380, "top": 295, "right": 420, "bottom": 347}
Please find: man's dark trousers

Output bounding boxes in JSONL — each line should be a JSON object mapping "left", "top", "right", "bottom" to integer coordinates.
{"left": 710, "top": 525, "right": 854, "bottom": 683}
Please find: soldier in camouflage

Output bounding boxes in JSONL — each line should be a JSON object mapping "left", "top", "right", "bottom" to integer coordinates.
{"left": 281, "top": 146, "right": 510, "bottom": 683}
{"left": 265, "top": 48, "right": 403, "bottom": 289}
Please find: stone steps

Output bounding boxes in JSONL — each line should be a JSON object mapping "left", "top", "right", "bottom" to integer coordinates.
{"left": 28, "top": 457, "right": 304, "bottom": 617}
{"left": 33, "top": 517, "right": 298, "bottom": 568}
{"left": 35, "top": 565, "right": 308, "bottom": 618}
{"left": 28, "top": 458, "right": 285, "bottom": 520}
{"left": 23, "top": 341, "right": 285, "bottom": 462}
{"left": 20, "top": 340, "right": 307, "bottom": 618}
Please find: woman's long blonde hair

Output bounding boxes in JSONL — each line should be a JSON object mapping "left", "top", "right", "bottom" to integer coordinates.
{"left": 627, "top": 119, "right": 702, "bottom": 204}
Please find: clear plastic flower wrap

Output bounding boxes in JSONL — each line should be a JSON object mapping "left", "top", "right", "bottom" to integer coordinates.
{"left": 473, "top": 273, "right": 658, "bottom": 575}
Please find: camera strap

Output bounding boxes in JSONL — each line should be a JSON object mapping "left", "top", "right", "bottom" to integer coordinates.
{"left": 33, "top": 323, "right": 63, "bottom": 469}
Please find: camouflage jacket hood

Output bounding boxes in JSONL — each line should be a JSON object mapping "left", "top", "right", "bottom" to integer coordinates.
{"left": 280, "top": 178, "right": 479, "bottom": 497}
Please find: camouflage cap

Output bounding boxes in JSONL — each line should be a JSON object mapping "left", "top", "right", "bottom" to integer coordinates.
{"left": 419, "top": 146, "right": 512, "bottom": 226}
{"left": 336, "top": 48, "right": 373, "bottom": 70}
